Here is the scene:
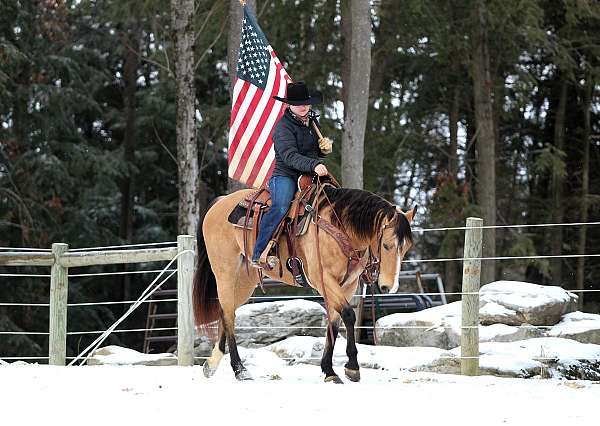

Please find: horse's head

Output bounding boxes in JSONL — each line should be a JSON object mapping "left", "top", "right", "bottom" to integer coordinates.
{"left": 375, "top": 205, "right": 416, "bottom": 294}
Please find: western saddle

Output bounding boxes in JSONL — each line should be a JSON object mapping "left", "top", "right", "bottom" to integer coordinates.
{"left": 228, "top": 174, "right": 338, "bottom": 286}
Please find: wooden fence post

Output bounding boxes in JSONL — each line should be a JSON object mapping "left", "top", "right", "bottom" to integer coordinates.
{"left": 49, "top": 243, "right": 69, "bottom": 366}
{"left": 461, "top": 217, "right": 482, "bottom": 376}
{"left": 177, "top": 235, "right": 195, "bottom": 366}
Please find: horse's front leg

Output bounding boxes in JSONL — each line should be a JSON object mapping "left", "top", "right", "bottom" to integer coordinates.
{"left": 341, "top": 305, "right": 360, "bottom": 382}
{"left": 321, "top": 315, "right": 343, "bottom": 383}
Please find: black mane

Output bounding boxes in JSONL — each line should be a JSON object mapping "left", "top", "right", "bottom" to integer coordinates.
{"left": 319, "top": 186, "right": 413, "bottom": 245}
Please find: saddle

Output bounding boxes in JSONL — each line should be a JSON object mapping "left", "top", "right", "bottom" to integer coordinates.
{"left": 227, "top": 174, "right": 338, "bottom": 286}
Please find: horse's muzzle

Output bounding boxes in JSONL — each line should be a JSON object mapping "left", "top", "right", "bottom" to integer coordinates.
{"left": 379, "top": 285, "right": 390, "bottom": 294}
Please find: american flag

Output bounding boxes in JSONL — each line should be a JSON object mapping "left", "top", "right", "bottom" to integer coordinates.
{"left": 228, "top": 5, "right": 291, "bottom": 188}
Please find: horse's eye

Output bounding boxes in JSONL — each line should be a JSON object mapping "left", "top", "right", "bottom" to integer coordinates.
{"left": 383, "top": 243, "right": 391, "bottom": 251}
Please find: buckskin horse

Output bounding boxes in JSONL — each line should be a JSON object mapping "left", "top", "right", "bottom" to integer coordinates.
{"left": 192, "top": 177, "right": 416, "bottom": 383}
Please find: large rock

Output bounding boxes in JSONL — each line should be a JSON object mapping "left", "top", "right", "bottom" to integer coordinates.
{"left": 416, "top": 337, "right": 600, "bottom": 380}
{"left": 376, "top": 301, "right": 547, "bottom": 350}
{"left": 480, "top": 281, "right": 578, "bottom": 326}
{"left": 234, "top": 299, "right": 327, "bottom": 347}
{"left": 375, "top": 302, "right": 461, "bottom": 349}
{"left": 548, "top": 311, "right": 600, "bottom": 345}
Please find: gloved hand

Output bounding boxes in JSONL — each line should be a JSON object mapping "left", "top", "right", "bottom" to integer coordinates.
{"left": 319, "top": 137, "right": 333, "bottom": 154}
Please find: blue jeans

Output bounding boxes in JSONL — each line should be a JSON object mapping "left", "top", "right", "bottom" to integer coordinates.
{"left": 252, "top": 175, "right": 296, "bottom": 261}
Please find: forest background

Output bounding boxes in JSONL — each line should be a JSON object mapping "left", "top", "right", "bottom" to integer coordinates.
{"left": 1, "top": 0, "right": 599, "bottom": 359}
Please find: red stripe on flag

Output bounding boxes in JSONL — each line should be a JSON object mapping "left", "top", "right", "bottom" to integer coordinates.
{"left": 228, "top": 80, "right": 251, "bottom": 163}
{"left": 244, "top": 66, "right": 288, "bottom": 185}
{"left": 228, "top": 85, "right": 264, "bottom": 164}
{"left": 231, "top": 63, "right": 283, "bottom": 181}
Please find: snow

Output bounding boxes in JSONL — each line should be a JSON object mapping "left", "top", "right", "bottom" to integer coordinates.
{"left": 480, "top": 280, "right": 577, "bottom": 308}
{"left": 549, "top": 312, "right": 600, "bottom": 336}
{"left": 480, "top": 323, "right": 522, "bottom": 340}
{"left": 377, "top": 299, "right": 461, "bottom": 328}
{"left": 88, "top": 345, "right": 176, "bottom": 365}
{"left": 2, "top": 359, "right": 599, "bottom": 426}
{"left": 480, "top": 301, "right": 517, "bottom": 317}
{"left": 236, "top": 298, "right": 325, "bottom": 315}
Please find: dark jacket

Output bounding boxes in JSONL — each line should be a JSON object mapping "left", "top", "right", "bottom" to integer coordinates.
{"left": 271, "top": 108, "right": 327, "bottom": 180}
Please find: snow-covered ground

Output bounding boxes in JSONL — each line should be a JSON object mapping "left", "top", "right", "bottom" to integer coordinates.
{"left": 2, "top": 363, "right": 598, "bottom": 426}
{"left": 3, "top": 338, "right": 600, "bottom": 426}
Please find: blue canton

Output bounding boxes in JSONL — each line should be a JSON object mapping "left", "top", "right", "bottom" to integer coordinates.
{"left": 237, "top": 8, "right": 271, "bottom": 90}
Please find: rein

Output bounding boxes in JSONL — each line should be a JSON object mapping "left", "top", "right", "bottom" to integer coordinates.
{"left": 310, "top": 176, "right": 389, "bottom": 345}
{"left": 310, "top": 179, "right": 399, "bottom": 346}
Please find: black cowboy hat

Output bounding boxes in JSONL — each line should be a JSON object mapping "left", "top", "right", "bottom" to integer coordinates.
{"left": 272, "top": 82, "right": 323, "bottom": 106}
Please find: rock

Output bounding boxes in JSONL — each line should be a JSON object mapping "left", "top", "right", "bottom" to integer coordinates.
{"left": 234, "top": 299, "right": 326, "bottom": 348}
{"left": 415, "top": 337, "right": 600, "bottom": 380}
{"left": 479, "top": 301, "right": 524, "bottom": 326}
{"left": 376, "top": 300, "right": 549, "bottom": 350}
{"left": 87, "top": 345, "right": 177, "bottom": 366}
{"left": 480, "top": 281, "right": 578, "bottom": 326}
{"left": 548, "top": 311, "right": 600, "bottom": 345}
{"left": 375, "top": 301, "right": 461, "bottom": 350}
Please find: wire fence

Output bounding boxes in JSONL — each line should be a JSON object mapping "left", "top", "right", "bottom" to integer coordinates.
{"left": 1, "top": 221, "right": 599, "bottom": 370}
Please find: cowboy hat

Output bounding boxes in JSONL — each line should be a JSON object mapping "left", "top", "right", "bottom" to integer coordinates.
{"left": 272, "top": 82, "right": 323, "bottom": 105}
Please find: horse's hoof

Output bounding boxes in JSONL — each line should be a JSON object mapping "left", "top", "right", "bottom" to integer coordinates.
{"left": 344, "top": 368, "right": 361, "bottom": 382}
{"left": 203, "top": 362, "right": 217, "bottom": 378}
{"left": 235, "top": 369, "right": 253, "bottom": 381}
{"left": 324, "top": 375, "right": 344, "bottom": 384}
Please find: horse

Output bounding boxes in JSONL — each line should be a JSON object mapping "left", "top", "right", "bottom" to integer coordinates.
{"left": 192, "top": 181, "right": 416, "bottom": 383}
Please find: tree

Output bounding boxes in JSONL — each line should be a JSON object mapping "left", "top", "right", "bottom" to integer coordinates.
{"left": 171, "top": 0, "right": 200, "bottom": 235}
{"left": 341, "top": 0, "right": 372, "bottom": 189}
{"left": 471, "top": 0, "right": 496, "bottom": 284}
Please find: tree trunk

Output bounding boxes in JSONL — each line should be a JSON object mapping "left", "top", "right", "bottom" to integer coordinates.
{"left": 576, "top": 75, "right": 592, "bottom": 309}
{"left": 445, "top": 85, "right": 460, "bottom": 297}
{"left": 551, "top": 77, "right": 568, "bottom": 285}
{"left": 471, "top": 1, "right": 496, "bottom": 284}
{"left": 227, "top": 0, "right": 255, "bottom": 193}
{"left": 171, "top": 0, "right": 199, "bottom": 236}
{"left": 120, "top": 31, "right": 140, "bottom": 308}
{"left": 341, "top": 0, "right": 371, "bottom": 190}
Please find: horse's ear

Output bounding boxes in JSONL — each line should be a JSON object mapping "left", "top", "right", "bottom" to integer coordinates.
{"left": 404, "top": 205, "right": 418, "bottom": 223}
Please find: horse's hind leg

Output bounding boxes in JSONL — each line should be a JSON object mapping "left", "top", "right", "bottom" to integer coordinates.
{"left": 321, "top": 313, "right": 343, "bottom": 384}
{"left": 219, "top": 269, "right": 257, "bottom": 381}
{"left": 341, "top": 305, "right": 360, "bottom": 382}
{"left": 203, "top": 318, "right": 226, "bottom": 378}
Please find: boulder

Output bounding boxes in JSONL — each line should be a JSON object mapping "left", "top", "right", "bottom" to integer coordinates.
{"left": 375, "top": 302, "right": 461, "bottom": 349}
{"left": 415, "top": 337, "right": 600, "bottom": 380}
{"left": 548, "top": 311, "right": 600, "bottom": 345}
{"left": 480, "top": 281, "right": 578, "bottom": 326}
{"left": 234, "top": 299, "right": 326, "bottom": 347}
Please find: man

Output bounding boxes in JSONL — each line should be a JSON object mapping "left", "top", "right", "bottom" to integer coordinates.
{"left": 251, "top": 81, "right": 332, "bottom": 267}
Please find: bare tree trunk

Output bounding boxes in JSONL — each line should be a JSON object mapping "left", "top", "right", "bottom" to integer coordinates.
{"left": 172, "top": 0, "right": 199, "bottom": 235}
{"left": 551, "top": 77, "right": 568, "bottom": 285}
{"left": 471, "top": 1, "right": 496, "bottom": 284}
{"left": 120, "top": 31, "right": 140, "bottom": 308}
{"left": 576, "top": 75, "right": 592, "bottom": 309}
{"left": 341, "top": 0, "right": 371, "bottom": 189}
{"left": 227, "top": 0, "right": 255, "bottom": 193}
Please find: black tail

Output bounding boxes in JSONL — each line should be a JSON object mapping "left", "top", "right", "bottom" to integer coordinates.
{"left": 192, "top": 216, "right": 220, "bottom": 328}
